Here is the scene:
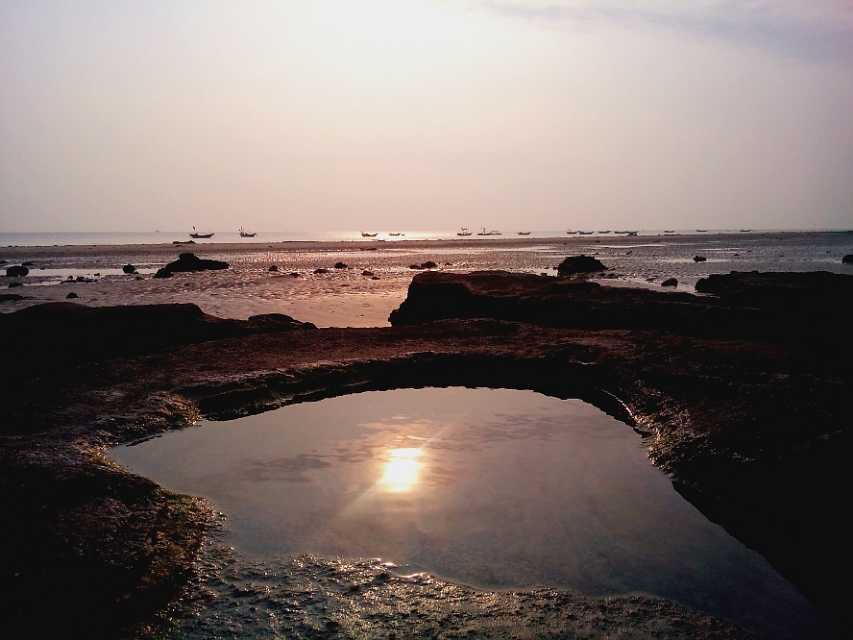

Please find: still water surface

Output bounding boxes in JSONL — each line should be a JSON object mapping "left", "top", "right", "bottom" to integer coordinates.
{"left": 112, "top": 388, "right": 819, "bottom": 637}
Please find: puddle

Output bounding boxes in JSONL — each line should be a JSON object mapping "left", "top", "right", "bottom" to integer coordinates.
{"left": 112, "top": 387, "right": 820, "bottom": 638}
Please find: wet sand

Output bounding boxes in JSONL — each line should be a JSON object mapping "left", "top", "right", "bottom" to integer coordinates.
{"left": 3, "top": 232, "right": 852, "bottom": 326}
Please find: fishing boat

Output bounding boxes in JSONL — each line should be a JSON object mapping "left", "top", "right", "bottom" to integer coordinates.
{"left": 517, "top": 231, "right": 531, "bottom": 236}
{"left": 597, "top": 230, "right": 612, "bottom": 234}
{"left": 361, "top": 232, "right": 378, "bottom": 238}
{"left": 239, "top": 226, "right": 256, "bottom": 238}
{"left": 626, "top": 231, "right": 639, "bottom": 236}
{"left": 664, "top": 230, "right": 676, "bottom": 234}
{"left": 389, "top": 232, "right": 405, "bottom": 237}
{"left": 739, "top": 229, "right": 752, "bottom": 233}
{"left": 696, "top": 229, "right": 708, "bottom": 233}
{"left": 578, "top": 230, "right": 594, "bottom": 235}
{"left": 565, "top": 230, "right": 579, "bottom": 235}
{"left": 189, "top": 226, "right": 214, "bottom": 239}
{"left": 457, "top": 226, "right": 473, "bottom": 237}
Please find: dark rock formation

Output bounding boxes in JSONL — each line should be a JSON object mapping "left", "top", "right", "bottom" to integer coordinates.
{"left": 289, "top": 272, "right": 301, "bottom": 277}
{"left": 66, "top": 292, "right": 79, "bottom": 299}
{"left": 0, "top": 302, "right": 315, "bottom": 377}
{"left": 8, "top": 281, "right": 23, "bottom": 288}
{"left": 334, "top": 262, "right": 349, "bottom": 269}
{"left": 246, "top": 313, "right": 316, "bottom": 331}
{"left": 122, "top": 264, "right": 136, "bottom": 274}
{"left": 314, "top": 268, "right": 329, "bottom": 274}
{"left": 557, "top": 255, "right": 606, "bottom": 276}
{"left": 389, "top": 270, "right": 853, "bottom": 339}
{"left": 693, "top": 256, "right": 707, "bottom": 263}
{"left": 0, "top": 293, "right": 23, "bottom": 302}
{"left": 409, "top": 261, "right": 438, "bottom": 270}
{"left": 154, "top": 253, "right": 229, "bottom": 279}
{"left": 362, "top": 270, "right": 374, "bottom": 276}
{"left": 843, "top": 254, "right": 852, "bottom": 264}
{"left": 6, "top": 265, "right": 28, "bottom": 277}
{"left": 661, "top": 278, "right": 678, "bottom": 287}
{"left": 268, "top": 265, "right": 279, "bottom": 272}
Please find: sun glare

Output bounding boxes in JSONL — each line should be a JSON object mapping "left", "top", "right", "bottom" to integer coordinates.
{"left": 379, "top": 447, "right": 423, "bottom": 493}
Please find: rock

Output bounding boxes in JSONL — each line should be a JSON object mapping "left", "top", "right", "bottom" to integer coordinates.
{"left": 246, "top": 313, "right": 316, "bottom": 331}
{"left": 334, "top": 262, "right": 349, "bottom": 269}
{"left": 122, "top": 264, "right": 136, "bottom": 274}
{"left": 362, "top": 270, "right": 374, "bottom": 276}
{"left": 843, "top": 254, "right": 852, "bottom": 264}
{"left": 289, "top": 272, "right": 301, "bottom": 277}
{"left": 661, "top": 278, "right": 678, "bottom": 287}
{"left": 135, "top": 276, "right": 144, "bottom": 280}
{"left": 314, "top": 268, "right": 329, "bottom": 274}
{"left": 409, "top": 261, "right": 439, "bottom": 270}
{"left": 556, "top": 255, "right": 606, "bottom": 276}
{"left": 693, "top": 256, "right": 707, "bottom": 263}
{"left": 8, "top": 281, "right": 23, "bottom": 288}
{"left": 6, "top": 265, "right": 29, "bottom": 278}
{"left": 154, "top": 253, "right": 229, "bottom": 279}
{"left": 66, "top": 292, "right": 79, "bottom": 299}
{"left": 21, "top": 261, "right": 35, "bottom": 267}
{"left": 371, "top": 276, "right": 380, "bottom": 280}
{"left": 268, "top": 265, "right": 279, "bottom": 272}
{"left": 0, "top": 293, "right": 24, "bottom": 302}
{"left": 387, "top": 270, "right": 846, "bottom": 337}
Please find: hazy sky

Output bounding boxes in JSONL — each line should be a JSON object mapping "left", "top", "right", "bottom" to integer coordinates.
{"left": 2, "top": 1, "right": 852, "bottom": 232}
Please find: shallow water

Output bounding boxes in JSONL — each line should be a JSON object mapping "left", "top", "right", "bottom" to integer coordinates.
{"left": 112, "top": 387, "right": 820, "bottom": 638}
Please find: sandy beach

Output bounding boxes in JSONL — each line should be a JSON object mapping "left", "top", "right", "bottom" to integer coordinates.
{"left": 4, "top": 231, "right": 851, "bottom": 326}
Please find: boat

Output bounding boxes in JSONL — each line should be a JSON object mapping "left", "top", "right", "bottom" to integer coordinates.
{"left": 696, "top": 229, "right": 708, "bottom": 233}
{"left": 739, "top": 229, "right": 752, "bottom": 233}
{"left": 189, "top": 226, "right": 214, "bottom": 239}
{"left": 565, "top": 230, "right": 579, "bottom": 235}
{"left": 389, "top": 232, "right": 405, "bottom": 237}
{"left": 361, "top": 232, "right": 378, "bottom": 238}
{"left": 664, "top": 230, "right": 676, "bottom": 234}
{"left": 239, "top": 226, "right": 256, "bottom": 238}
{"left": 597, "top": 230, "right": 612, "bottom": 234}
{"left": 517, "top": 231, "right": 531, "bottom": 236}
{"left": 477, "top": 227, "right": 502, "bottom": 236}
{"left": 626, "top": 231, "right": 639, "bottom": 236}
{"left": 578, "top": 231, "right": 594, "bottom": 235}
{"left": 457, "top": 226, "right": 473, "bottom": 237}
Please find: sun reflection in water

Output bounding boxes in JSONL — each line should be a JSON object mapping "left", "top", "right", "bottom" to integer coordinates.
{"left": 380, "top": 447, "right": 423, "bottom": 493}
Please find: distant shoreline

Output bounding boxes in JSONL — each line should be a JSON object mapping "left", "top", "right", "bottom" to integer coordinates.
{"left": 1, "top": 229, "right": 849, "bottom": 254}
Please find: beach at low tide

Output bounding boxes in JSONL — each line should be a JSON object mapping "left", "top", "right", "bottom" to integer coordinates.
{"left": 3, "top": 231, "right": 851, "bottom": 327}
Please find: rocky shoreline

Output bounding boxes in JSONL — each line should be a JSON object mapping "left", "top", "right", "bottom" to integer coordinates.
{"left": 1, "top": 269, "right": 850, "bottom": 638}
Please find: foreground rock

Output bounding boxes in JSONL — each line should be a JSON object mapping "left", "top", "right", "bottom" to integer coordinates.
{"left": 389, "top": 269, "right": 852, "bottom": 337}
{"left": 154, "top": 253, "right": 229, "bottom": 278}
{"left": 841, "top": 254, "right": 852, "bottom": 264}
{"left": 122, "top": 264, "right": 136, "bottom": 274}
{"left": 1, "top": 302, "right": 314, "bottom": 377}
{"left": 1, "top": 279, "right": 851, "bottom": 637}
{"left": 557, "top": 254, "right": 606, "bottom": 275}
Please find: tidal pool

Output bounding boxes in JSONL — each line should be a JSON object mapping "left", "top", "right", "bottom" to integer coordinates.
{"left": 112, "top": 387, "right": 819, "bottom": 637}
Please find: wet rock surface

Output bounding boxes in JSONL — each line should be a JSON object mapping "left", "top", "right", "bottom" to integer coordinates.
{"left": 0, "top": 271, "right": 851, "bottom": 638}
{"left": 153, "top": 541, "right": 749, "bottom": 640}
{"left": 154, "top": 253, "right": 229, "bottom": 279}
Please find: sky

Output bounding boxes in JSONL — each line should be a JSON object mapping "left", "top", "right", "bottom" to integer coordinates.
{"left": 1, "top": 0, "right": 852, "bottom": 232}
